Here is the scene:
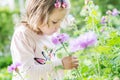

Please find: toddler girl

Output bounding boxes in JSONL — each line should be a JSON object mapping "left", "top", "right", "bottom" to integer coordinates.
{"left": 10, "top": 0, "right": 78, "bottom": 80}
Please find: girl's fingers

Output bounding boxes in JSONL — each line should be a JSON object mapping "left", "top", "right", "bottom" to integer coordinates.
{"left": 72, "top": 60, "right": 79, "bottom": 68}
{"left": 72, "top": 56, "right": 78, "bottom": 59}
{"left": 72, "top": 63, "right": 79, "bottom": 67}
{"left": 72, "top": 59, "right": 79, "bottom": 63}
{"left": 72, "top": 61, "right": 79, "bottom": 66}
{"left": 70, "top": 56, "right": 79, "bottom": 69}
{"left": 72, "top": 63, "right": 79, "bottom": 68}
{"left": 72, "top": 58, "right": 79, "bottom": 63}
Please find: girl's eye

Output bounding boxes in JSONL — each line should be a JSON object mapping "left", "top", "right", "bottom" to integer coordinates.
{"left": 52, "top": 21, "right": 58, "bottom": 24}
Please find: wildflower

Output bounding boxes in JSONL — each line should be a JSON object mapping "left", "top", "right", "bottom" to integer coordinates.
{"left": 52, "top": 33, "right": 69, "bottom": 45}
{"left": 101, "top": 16, "right": 108, "bottom": 24}
{"left": 8, "top": 62, "right": 25, "bottom": 80}
{"left": 69, "top": 31, "right": 97, "bottom": 52}
{"left": 8, "top": 62, "right": 21, "bottom": 73}
{"left": 112, "top": 8, "right": 120, "bottom": 16}
{"left": 69, "top": 38, "right": 81, "bottom": 52}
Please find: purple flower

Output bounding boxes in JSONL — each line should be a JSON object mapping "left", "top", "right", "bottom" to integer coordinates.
{"left": 52, "top": 33, "right": 69, "bottom": 45}
{"left": 69, "top": 31, "right": 97, "bottom": 52}
{"left": 112, "top": 8, "right": 120, "bottom": 16}
{"left": 8, "top": 62, "right": 21, "bottom": 73}
{"left": 101, "top": 16, "right": 108, "bottom": 24}
{"left": 69, "top": 38, "right": 81, "bottom": 52}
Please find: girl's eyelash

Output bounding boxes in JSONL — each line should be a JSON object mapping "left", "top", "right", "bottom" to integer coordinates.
{"left": 52, "top": 21, "right": 58, "bottom": 24}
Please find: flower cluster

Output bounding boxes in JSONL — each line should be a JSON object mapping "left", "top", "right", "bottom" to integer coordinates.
{"left": 54, "top": 1, "right": 61, "bottom": 8}
{"left": 106, "top": 8, "right": 120, "bottom": 16}
{"left": 51, "top": 31, "right": 97, "bottom": 78}
{"left": 52, "top": 31, "right": 97, "bottom": 53}
{"left": 101, "top": 8, "right": 120, "bottom": 25}
{"left": 54, "top": 0, "right": 67, "bottom": 8}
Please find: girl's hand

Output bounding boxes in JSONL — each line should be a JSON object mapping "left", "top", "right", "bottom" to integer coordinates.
{"left": 62, "top": 56, "right": 79, "bottom": 70}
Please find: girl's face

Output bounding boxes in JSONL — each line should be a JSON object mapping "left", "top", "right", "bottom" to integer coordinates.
{"left": 39, "top": 8, "right": 68, "bottom": 35}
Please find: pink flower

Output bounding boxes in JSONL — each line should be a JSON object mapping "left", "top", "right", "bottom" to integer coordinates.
{"left": 62, "top": 2, "right": 67, "bottom": 8}
{"left": 101, "top": 16, "right": 108, "bottom": 24}
{"left": 52, "top": 33, "right": 69, "bottom": 45}
{"left": 69, "top": 31, "right": 97, "bottom": 52}
{"left": 69, "top": 38, "right": 81, "bottom": 52}
{"left": 112, "top": 8, "right": 120, "bottom": 16}
{"left": 8, "top": 62, "right": 21, "bottom": 73}
{"left": 54, "top": 1, "right": 61, "bottom": 8}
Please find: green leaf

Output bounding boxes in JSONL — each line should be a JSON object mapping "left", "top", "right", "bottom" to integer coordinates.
{"left": 94, "top": 46, "right": 111, "bottom": 54}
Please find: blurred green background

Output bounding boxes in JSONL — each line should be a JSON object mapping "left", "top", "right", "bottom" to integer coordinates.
{"left": 0, "top": 0, "right": 120, "bottom": 80}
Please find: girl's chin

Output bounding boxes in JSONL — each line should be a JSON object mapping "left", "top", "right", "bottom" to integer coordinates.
{"left": 43, "top": 30, "right": 57, "bottom": 35}
{"left": 50, "top": 31, "right": 57, "bottom": 35}
{"left": 44, "top": 32, "right": 55, "bottom": 35}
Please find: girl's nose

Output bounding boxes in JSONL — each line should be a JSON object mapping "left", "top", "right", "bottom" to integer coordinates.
{"left": 55, "top": 26, "right": 60, "bottom": 30}
{"left": 55, "top": 27, "right": 58, "bottom": 31}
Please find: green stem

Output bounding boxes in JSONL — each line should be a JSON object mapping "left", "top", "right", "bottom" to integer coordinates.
{"left": 91, "top": 15, "right": 100, "bottom": 36}
{"left": 61, "top": 42, "right": 71, "bottom": 56}
{"left": 91, "top": 13, "right": 101, "bottom": 77}
{"left": 108, "top": 15, "right": 112, "bottom": 28}
{"left": 92, "top": 53, "right": 99, "bottom": 76}
{"left": 61, "top": 42, "right": 83, "bottom": 79}
{"left": 75, "top": 68, "right": 83, "bottom": 80}
{"left": 96, "top": 53, "right": 101, "bottom": 78}
{"left": 55, "top": 46, "right": 63, "bottom": 53}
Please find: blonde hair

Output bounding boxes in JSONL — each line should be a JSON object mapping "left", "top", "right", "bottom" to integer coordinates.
{"left": 21, "top": 0, "right": 71, "bottom": 34}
